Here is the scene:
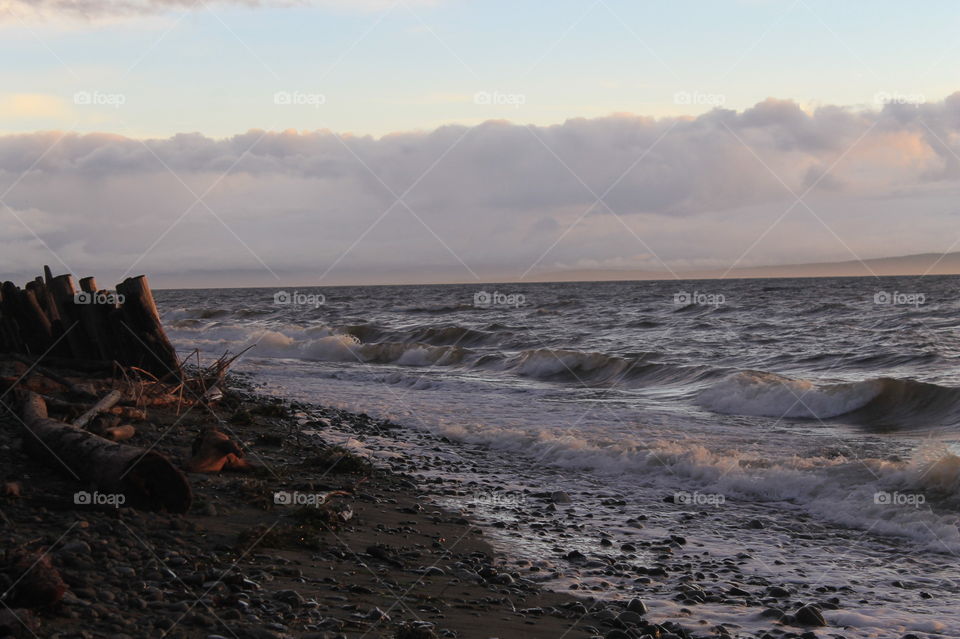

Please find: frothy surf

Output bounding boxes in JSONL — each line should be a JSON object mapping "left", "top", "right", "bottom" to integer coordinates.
{"left": 167, "top": 317, "right": 717, "bottom": 388}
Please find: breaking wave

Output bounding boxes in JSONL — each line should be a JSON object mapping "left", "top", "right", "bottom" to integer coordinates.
{"left": 700, "top": 370, "right": 960, "bottom": 430}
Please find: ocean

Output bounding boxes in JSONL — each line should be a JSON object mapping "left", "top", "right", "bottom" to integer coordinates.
{"left": 158, "top": 276, "right": 960, "bottom": 637}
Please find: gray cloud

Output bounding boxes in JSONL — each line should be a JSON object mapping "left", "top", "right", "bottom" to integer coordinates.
{"left": 0, "top": 94, "right": 958, "bottom": 287}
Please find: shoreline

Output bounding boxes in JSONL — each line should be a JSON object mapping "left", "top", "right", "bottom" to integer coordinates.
{"left": 1, "top": 369, "right": 711, "bottom": 639}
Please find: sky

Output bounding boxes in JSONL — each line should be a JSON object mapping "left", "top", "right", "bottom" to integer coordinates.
{"left": 0, "top": 0, "right": 959, "bottom": 287}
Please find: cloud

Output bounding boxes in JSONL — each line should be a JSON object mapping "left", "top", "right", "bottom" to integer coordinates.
{"left": 0, "top": 0, "right": 439, "bottom": 21}
{"left": 0, "top": 94, "right": 958, "bottom": 286}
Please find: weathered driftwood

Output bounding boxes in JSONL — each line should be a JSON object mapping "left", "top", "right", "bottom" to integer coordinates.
{"left": 15, "top": 287, "right": 52, "bottom": 354}
{"left": 22, "top": 356, "right": 114, "bottom": 374}
{"left": 2, "top": 550, "right": 66, "bottom": 609}
{"left": 39, "top": 394, "right": 146, "bottom": 421}
{"left": 119, "top": 393, "right": 180, "bottom": 407}
{"left": 77, "top": 277, "right": 114, "bottom": 360}
{"left": 116, "top": 276, "right": 180, "bottom": 379}
{"left": 48, "top": 274, "right": 94, "bottom": 361}
{"left": 7, "top": 354, "right": 95, "bottom": 399}
{"left": 107, "top": 405, "right": 146, "bottom": 420}
{"left": 20, "top": 392, "right": 191, "bottom": 512}
{"left": 98, "top": 424, "right": 136, "bottom": 442}
{"left": 72, "top": 389, "right": 122, "bottom": 429}
{"left": 1, "top": 268, "right": 181, "bottom": 379}
{"left": 0, "top": 375, "right": 62, "bottom": 396}
{"left": 0, "top": 282, "right": 25, "bottom": 353}
{"left": 185, "top": 427, "right": 251, "bottom": 473}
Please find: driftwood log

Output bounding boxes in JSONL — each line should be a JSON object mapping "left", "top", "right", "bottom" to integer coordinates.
{"left": 40, "top": 395, "right": 145, "bottom": 421}
{"left": 116, "top": 275, "right": 180, "bottom": 378}
{"left": 72, "top": 389, "right": 122, "bottom": 428}
{"left": 20, "top": 392, "right": 191, "bottom": 512}
{"left": 185, "top": 427, "right": 251, "bottom": 473}
{"left": 6, "top": 354, "right": 95, "bottom": 399}
{"left": 0, "top": 267, "right": 180, "bottom": 380}
{"left": 2, "top": 550, "right": 66, "bottom": 609}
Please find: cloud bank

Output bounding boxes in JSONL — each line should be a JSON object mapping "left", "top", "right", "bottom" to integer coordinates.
{"left": 1, "top": 94, "right": 959, "bottom": 287}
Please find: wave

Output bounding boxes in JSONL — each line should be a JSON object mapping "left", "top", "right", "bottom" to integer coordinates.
{"left": 699, "top": 370, "right": 960, "bottom": 430}
{"left": 403, "top": 325, "right": 496, "bottom": 347}
{"left": 506, "top": 348, "right": 714, "bottom": 386}
{"left": 339, "top": 323, "right": 495, "bottom": 347}
{"left": 845, "top": 378, "right": 960, "bottom": 430}
{"left": 626, "top": 319, "right": 661, "bottom": 328}
{"left": 801, "top": 301, "right": 854, "bottom": 314}
{"left": 337, "top": 400, "right": 960, "bottom": 552}
{"left": 399, "top": 303, "right": 476, "bottom": 314}
{"left": 166, "top": 317, "right": 717, "bottom": 389}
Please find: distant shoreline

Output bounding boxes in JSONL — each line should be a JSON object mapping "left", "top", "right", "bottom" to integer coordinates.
{"left": 146, "top": 266, "right": 960, "bottom": 292}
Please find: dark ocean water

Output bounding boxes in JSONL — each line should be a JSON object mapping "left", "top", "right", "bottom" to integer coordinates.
{"left": 156, "top": 276, "right": 960, "bottom": 635}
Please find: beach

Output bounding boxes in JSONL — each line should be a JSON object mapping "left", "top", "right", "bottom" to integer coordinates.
{"left": 1, "top": 274, "right": 958, "bottom": 638}
{"left": 0, "top": 371, "right": 695, "bottom": 639}
{"left": 0, "top": 366, "right": 859, "bottom": 639}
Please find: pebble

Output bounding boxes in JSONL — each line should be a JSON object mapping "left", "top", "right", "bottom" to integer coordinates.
{"left": 625, "top": 598, "right": 647, "bottom": 615}
{"left": 616, "top": 610, "right": 643, "bottom": 625}
{"left": 60, "top": 541, "right": 91, "bottom": 555}
{"left": 794, "top": 603, "right": 827, "bottom": 627}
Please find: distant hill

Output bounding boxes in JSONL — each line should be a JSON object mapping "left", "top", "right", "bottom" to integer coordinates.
{"left": 529, "top": 252, "right": 960, "bottom": 283}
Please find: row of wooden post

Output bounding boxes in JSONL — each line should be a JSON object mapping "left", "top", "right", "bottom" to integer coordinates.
{"left": 0, "top": 267, "right": 179, "bottom": 378}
